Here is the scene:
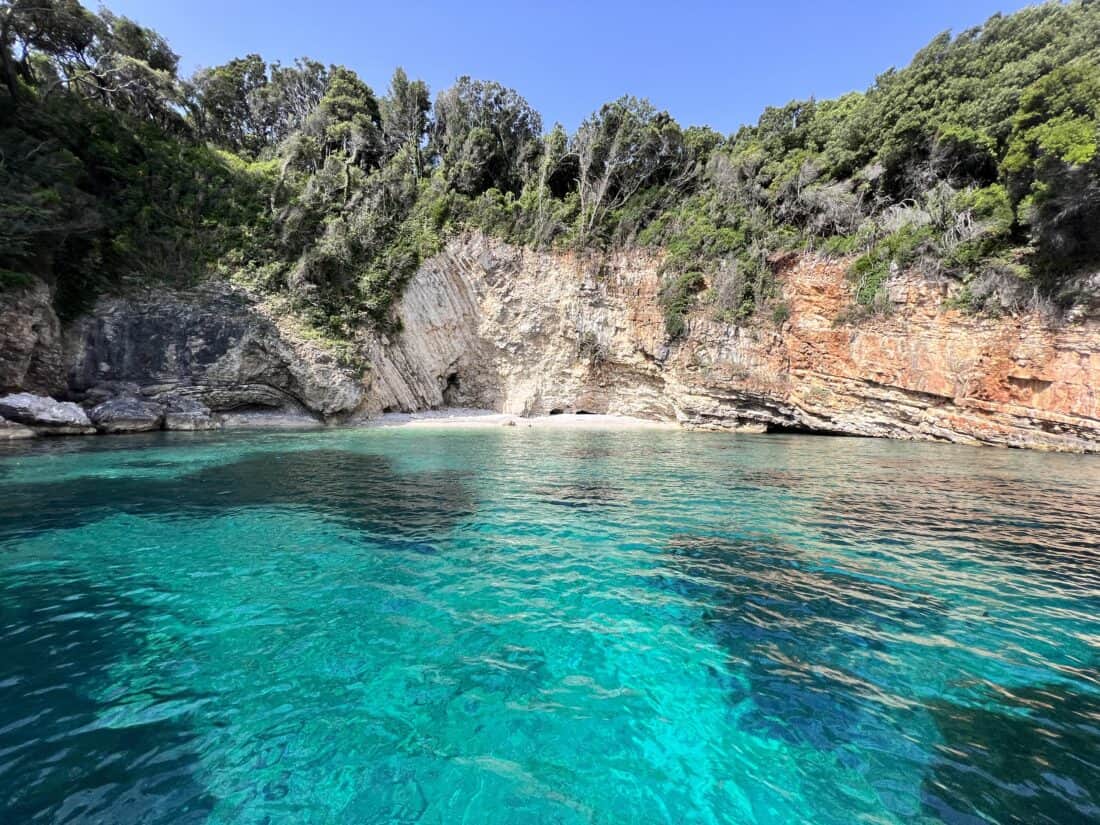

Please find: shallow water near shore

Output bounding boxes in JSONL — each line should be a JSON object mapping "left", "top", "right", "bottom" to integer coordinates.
{"left": 1, "top": 427, "right": 1098, "bottom": 824}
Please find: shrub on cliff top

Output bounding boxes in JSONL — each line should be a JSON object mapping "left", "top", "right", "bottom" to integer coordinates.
{"left": 3, "top": 0, "right": 1099, "bottom": 337}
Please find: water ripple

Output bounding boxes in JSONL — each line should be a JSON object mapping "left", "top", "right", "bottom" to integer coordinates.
{"left": 0, "top": 430, "right": 1098, "bottom": 823}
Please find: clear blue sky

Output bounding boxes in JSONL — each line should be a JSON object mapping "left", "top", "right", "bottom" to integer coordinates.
{"left": 108, "top": 0, "right": 1038, "bottom": 134}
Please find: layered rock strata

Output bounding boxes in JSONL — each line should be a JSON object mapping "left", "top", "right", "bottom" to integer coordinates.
{"left": 2, "top": 234, "right": 1097, "bottom": 451}
{"left": 354, "top": 236, "right": 1099, "bottom": 452}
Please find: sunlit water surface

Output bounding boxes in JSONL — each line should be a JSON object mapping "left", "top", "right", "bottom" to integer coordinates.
{"left": 1, "top": 427, "right": 1098, "bottom": 824}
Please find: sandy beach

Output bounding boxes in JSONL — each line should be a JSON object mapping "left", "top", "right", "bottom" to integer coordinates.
{"left": 363, "top": 408, "right": 680, "bottom": 430}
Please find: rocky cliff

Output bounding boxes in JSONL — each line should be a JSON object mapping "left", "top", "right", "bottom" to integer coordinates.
{"left": 2, "top": 233, "right": 1098, "bottom": 451}
{"left": 356, "top": 235, "right": 1100, "bottom": 452}
{"left": 1, "top": 283, "right": 363, "bottom": 429}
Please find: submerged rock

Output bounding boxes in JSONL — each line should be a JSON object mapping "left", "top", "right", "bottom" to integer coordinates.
{"left": 89, "top": 398, "right": 165, "bottom": 433}
{"left": 0, "top": 393, "right": 94, "bottom": 435}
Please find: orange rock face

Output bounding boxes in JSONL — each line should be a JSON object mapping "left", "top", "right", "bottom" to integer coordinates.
{"left": 15, "top": 233, "right": 1095, "bottom": 451}
{"left": 759, "top": 255, "right": 1100, "bottom": 450}
{"left": 373, "top": 236, "right": 1100, "bottom": 452}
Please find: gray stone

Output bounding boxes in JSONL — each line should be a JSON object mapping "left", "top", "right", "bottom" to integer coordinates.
{"left": 82, "top": 381, "right": 142, "bottom": 406}
{"left": 89, "top": 398, "right": 165, "bottom": 433}
{"left": 0, "top": 392, "right": 95, "bottom": 435}
{"left": 0, "top": 279, "right": 65, "bottom": 394}
{"left": 0, "top": 416, "right": 36, "bottom": 440}
{"left": 64, "top": 284, "right": 365, "bottom": 420}
{"left": 163, "top": 397, "right": 219, "bottom": 431}
{"left": 218, "top": 409, "right": 322, "bottom": 429}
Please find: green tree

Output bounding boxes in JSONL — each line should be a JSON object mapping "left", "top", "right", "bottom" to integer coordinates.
{"left": 316, "top": 65, "right": 382, "bottom": 168}
{"left": 1004, "top": 61, "right": 1100, "bottom": 272}
{"left": 430, "top": 76, "right": 541, "bottom": 196}
{"left": 0, "top": 0, "right": 98, "bottom": 102}
{"left": 380, "top": 67, "right": 429, "bottom": 174}
{"left": 571, "top": 96, "right": 691, "bottom": 243}
{"left": 258, "top": 57, "right": 328, "bottom": 144}
{"left": 190, "top": 54, "right": 268, "bottom": 152}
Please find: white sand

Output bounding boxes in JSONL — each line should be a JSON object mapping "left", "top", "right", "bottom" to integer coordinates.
{"left": 363, "top": 407, "right": 679, "bottom": 430}
{"left": 218, "top": 410, "right": 325, "bottom": 429}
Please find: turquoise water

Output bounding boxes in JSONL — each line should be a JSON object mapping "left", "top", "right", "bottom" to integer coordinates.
{"left": 0, "top": 428, "right": 1098, "bottom": 824}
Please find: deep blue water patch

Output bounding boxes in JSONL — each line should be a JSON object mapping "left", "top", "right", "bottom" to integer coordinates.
{"left": 922, "top": 682, "right": 1100, "bottom": 823}
{"left": 0, "top": 573, "right": 215, "bottom": 823}
{"left": 534, "top": 479, "right": 624, "bottom": 509}
{"left": 0, "top": 448, "right": 474, "bottom": 543}
{"left": 0, "top": 428, "right": 1098, "bottom": 823}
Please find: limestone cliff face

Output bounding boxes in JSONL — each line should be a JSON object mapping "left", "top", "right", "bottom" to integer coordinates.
{"left": 359, "top": 234, "right": 1100, "bottom": 452}
{"left": 0, "top": 282, "right": 363, "bottom": 420}
{"left": 0, "top": 279, "right": 65, "bottom": 395}
{"left": 2, "top": 232, "right": 1097, "bottom": 451}
{"left": 63, "top": 285, "right": 364, "bottom": 417}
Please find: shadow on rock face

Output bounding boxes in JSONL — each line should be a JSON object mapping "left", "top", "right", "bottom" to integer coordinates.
{"left": 0, "top": 575, "right": 215, "bottom": 824}
{"left": 0, "top": 449, "right": 475, "bottom": 545}
{"left": 921, "top": 681, "right": 1100, "bottom": 824}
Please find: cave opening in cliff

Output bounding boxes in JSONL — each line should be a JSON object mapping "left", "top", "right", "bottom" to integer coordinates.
{"left": 442, "top": 372, "right": 461, "bottom": 406}
{"left": 549, "top": 409, "right": 564, "bottom": 416}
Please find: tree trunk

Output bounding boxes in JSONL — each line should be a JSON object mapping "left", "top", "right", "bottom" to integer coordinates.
{"left": 0, "top": 15, "right": 21, "bottom": 103}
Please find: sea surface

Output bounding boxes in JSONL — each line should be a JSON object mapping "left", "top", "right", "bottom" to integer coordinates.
{"left": 0, "top": 427, "right": 1097, "bottom": 824}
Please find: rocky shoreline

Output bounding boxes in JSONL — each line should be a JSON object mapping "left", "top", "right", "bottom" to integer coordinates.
{"left": 0, "top": 391, "right": 335, "bottom": 440}
{"left": 0, "top": 393, "right": 681, "bottom": 441}
{"left": 0, "top": 390, "right": 222, "bottom": 439}
{"left": 3, "top": 234, "right": 1099, "bottom": 452}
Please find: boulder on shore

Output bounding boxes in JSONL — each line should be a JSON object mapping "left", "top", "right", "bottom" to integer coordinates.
{"left": 0, "top": 392, "right": 95, "bottom": 435}
{"left": 163, "top": 397, "right": 219, "bottom": 431}
{"left": 0, "top": 416, "right": 36, "bottom": 440}
{"left": 82, "top": 381, "right": 143, "bottom": 407}
{"left": 89, "top": 398, "right": 165, "bottom": 433}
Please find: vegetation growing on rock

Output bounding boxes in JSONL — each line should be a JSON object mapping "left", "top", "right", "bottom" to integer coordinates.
{"left": 2, "top": 0, "right": 1099, "bottom": 338}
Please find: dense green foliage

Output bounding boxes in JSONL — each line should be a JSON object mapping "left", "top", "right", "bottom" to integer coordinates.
{"left": 3, "top": 0, "right": 1099, "bottom": 337}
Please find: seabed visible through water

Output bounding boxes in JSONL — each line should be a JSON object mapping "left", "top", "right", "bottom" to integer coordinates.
{"left": 0, "top": 425, "right": 1097, "bottom": 823}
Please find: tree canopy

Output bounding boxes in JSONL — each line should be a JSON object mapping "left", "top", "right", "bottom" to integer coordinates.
{"left": 3, "top": 0, "right": 1099, "bottom": 339}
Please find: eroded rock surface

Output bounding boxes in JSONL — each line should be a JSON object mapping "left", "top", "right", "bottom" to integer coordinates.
{"left": 357, "top": 235, "right": 1100, "bottom": 452}
{"left": 3, "top": 234, "right": 1098, "bottom": 450}
{"left": 163, "top": 398, "right": 219, "bottom": 431}
{"left": 0, "top": 281, "right": 65, "bottom": 395}
{"left": 0, "top": 393, "right": 95, "bottom": 435}
{"left": 89, "top": 398, "right": 165, "bottom": 433}
{"left": 0, "top": 417, "right": 36, "bottom": 440}
{"left": 64, "top": 285, "right": 364, "bottom": 420}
